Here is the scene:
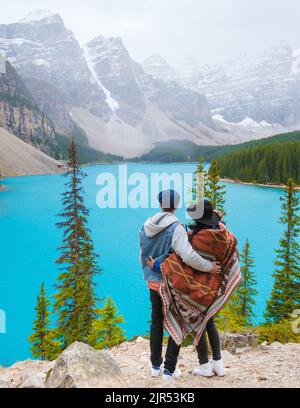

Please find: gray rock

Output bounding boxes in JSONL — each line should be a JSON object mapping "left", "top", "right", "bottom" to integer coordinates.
{"left": 269, "top": 341, "right": 282, "bottom": 350}
{"left": 46, "top": 342, "right": 127, "bottom": 388}
{"left": 0, "top": 359, "right": 53, "bottom": 388}
{"left": 220, "top": 333, "right": 259, "bottom": 355}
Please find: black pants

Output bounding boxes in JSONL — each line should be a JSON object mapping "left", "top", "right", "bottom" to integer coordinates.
{"left": 196, "top": 318, "right": 222, "bottom": 364}
{"left": 150, "top": 289, "right": 181, "bottom": 373}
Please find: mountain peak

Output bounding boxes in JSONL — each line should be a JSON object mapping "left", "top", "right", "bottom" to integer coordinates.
{"left": 143, "top": 54, "right": 177, "bottom": 81}
{"left": 19, "top": 10, "right": 60, "bottom": 24}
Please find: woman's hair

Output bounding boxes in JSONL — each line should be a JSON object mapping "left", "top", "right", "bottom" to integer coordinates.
{"left": 189, "top": 220, "right": 211, "bottom": 234}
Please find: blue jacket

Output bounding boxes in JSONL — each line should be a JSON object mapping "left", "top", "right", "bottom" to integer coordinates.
{"left": 139, "top": 214, "right": 180, "bottom": 283}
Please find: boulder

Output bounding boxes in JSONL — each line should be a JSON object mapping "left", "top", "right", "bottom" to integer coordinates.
{"left": 46, "top": 342, "right": 127, "bottom": 388}
{"left": 220, "top": 333, "right": 259, "bottom": 354}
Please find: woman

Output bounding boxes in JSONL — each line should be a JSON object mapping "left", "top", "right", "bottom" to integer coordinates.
{"left": 187, "top": 201, "right": 225, "bottom": 377}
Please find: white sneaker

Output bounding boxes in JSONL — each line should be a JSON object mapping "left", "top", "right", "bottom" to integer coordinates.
{"left": 193, "top": 362, "right": 215, "bottom": 377}
{"left": 151, "top": 365, "right": 162, "bottom": 378}
{"left": 212, "top": 359, "right": 225, "bottom": 377}
{"left": 162, "top": 368, "right": 182, "bottom": 380}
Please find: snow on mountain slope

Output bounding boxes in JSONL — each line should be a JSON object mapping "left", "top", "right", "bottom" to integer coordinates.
{"left": 83, "top": 44, "right": 119, "bottom": 112}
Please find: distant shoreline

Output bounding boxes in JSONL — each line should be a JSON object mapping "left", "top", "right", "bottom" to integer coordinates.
{"left": 1, "top": 165, "right": 299, "bottom": 192}
{"left": 221, "top": 177, "right": 300, "bottom": 190}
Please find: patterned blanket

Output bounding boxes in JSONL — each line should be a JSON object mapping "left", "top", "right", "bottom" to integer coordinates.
{"left": 159, "top": 223, "right": 241, "bottom": 346}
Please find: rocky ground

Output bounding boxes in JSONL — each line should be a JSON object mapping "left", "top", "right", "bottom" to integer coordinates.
{"left": 0, "top": 339, "right": 299, "bottom": 388}
{"left": 106, "top": 337, "right": 300, "bottom": 388}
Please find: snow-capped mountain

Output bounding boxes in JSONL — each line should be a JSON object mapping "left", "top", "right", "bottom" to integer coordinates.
{"left": 0, "top": 11, "right": 229, "bottom": 157}
{"left": 70, "top": 35, "right": 227, "bottom": 156}
{"left": 0, "top": 10, "right": 109, "bottom": 131}
{"left": 178, "top": 41, "right": 300, "bottom": 126}
{"left": 1, "top": 10, "right": 294, "bottom": 158}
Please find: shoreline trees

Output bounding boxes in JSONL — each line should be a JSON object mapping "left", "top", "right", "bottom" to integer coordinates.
{"left": 265, "top": 178, "right": 300, "bottom": 322}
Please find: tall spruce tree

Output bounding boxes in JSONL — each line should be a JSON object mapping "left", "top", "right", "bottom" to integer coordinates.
{"left": 235, "top": 240, "right": 257, "bottom": 326}
{"left": 87, "top": 297, "right": 126, "bottom": 350}
{"left": 265, "top": 178, "right": 300, "bottom": 322}
{"left": 28, "top": 283, "right": 60, "bottom": 360}
{"left": 53, "top": 141, "right": 101, "bottom": 346}
{"left": 206, "top": 160, "right": 226, "bottom": 216}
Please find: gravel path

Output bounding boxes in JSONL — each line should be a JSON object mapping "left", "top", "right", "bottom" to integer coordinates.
{"left": 106, "top": 338, "right": 300, "bottom": 388}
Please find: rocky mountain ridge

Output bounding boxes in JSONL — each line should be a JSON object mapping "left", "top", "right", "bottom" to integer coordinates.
{"left": 0, "top": 59, "right": 59, "bottom": 157}
{"left": 177, "top": 41, "right": 300, "bottom": 127}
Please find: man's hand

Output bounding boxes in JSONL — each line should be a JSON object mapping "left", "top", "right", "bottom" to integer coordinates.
{"left": 146, "top": 256, "right": 155, "bottom": 270}
{"left": 212, "top": 262, "right": 222, "bottom": 275}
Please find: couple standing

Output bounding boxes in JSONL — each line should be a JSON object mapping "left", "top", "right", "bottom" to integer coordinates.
{"left": 139, "top": 189, "right": 241, "bottom": 380}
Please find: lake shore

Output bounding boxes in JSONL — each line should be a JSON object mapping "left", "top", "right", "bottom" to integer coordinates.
{"left": 221, "top": 177, "right": 300, "bottom": 190}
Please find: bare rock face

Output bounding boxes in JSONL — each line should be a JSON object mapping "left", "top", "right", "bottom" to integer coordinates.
{"left": 0, "top": 360, "right": 54, "bottom": 388}
{"left": 46, "top": 342, "right": 127, "bottom": 388}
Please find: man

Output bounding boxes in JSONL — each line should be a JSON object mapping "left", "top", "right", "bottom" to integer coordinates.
{"left": 139, "top": 190, "right": 221, "bottom": 380}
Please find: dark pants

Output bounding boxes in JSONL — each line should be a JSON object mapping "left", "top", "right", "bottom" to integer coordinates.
{"left": 150, "top": 289, "right": 181, "bottom": 373}
{"left": 196, "top": 318, "right": 222, "bottom": 364}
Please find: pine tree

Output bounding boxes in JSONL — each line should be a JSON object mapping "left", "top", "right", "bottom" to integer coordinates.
{"left": 206, "top": 160, "right": 226, "bottom": 216}
{"left": 235, "top": 240, "right": 257, "bottom": 326}
{"left": 87, "top": 297, "right": 126, "bottom": 350}
{"left": 53, "top": 141, "right": 101, "bottom": 347}
{"left": 265, "top": 178, "right": 300, "bottom": 322}
{"left": 28, "top": 283, "right": 61, "bottom": 360}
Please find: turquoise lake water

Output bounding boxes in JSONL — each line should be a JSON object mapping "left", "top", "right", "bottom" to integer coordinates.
{"left": 0, "top": 163, "right": 291, "bottom": 366}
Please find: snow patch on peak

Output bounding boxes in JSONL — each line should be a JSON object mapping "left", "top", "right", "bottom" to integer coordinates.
{"left": 212, "top": 114, "right": 235, "bottom": 125}
{"left": 260, "top": 120, "right": 272, "bottom": 127}
{"left": 238, "top": 117, "right": 262, "bottom": 128}
{"left": 19, "top": 10, "right": 59, "bottom": 24}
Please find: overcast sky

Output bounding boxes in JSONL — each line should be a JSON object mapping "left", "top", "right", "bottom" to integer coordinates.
{"left": 0, "top": 0, "right": 300, "bottom": 66}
